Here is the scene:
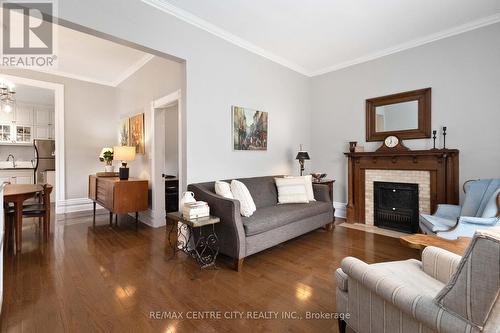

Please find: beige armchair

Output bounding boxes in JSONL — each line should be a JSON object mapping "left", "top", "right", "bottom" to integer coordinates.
{"left": 336, "top": 228, "right": 500, "bottom": 333}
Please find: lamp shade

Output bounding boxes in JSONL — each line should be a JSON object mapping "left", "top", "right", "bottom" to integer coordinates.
{"left": 295, "top": 151, "right": 310, "bottom": 160}
{"left": 113, "top": 146, "right": 136, "bottom": 161}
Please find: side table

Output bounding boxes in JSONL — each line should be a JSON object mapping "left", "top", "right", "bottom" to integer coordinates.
{"left": 166, "top": 212, "right": 220, "bottom": 269}
{"left": 313, "top": 179, "right": 336, "bottom": 220}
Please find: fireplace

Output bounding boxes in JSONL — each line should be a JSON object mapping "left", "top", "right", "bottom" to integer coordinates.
{"left": 374, "top": 181, "right": 419, "bottom": 233}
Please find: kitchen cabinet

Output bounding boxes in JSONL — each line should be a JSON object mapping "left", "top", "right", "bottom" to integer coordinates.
{"left": 14, "top": 105, "right": 33, "bottom": 125}
{"left": 0, "top": 170, "right": 34, "bottom": 184}
{"left": 0, "top": 103, "right": 54, "bottom": 144}
{"left": 34, "top": 106, "right": 54, "bottom": 140}
{"left": 34, "top": 125, "right": 50, "bottom": 140}
{"left": 0, "top": 124, "right": 12, "bottom": 143}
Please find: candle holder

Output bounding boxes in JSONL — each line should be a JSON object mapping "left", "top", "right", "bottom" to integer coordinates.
{"left": 431, "top": 130, "right": 437, "bottom": 150}
{"left": 442, "top": 126, "right": 447, "bottom": 149}
{"left": 349, "top": 141, "right": 357, "bottom": 153}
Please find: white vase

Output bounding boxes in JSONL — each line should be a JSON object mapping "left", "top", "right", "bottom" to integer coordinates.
{"left": 178, "top": 191, "right": 196, "bottom": 250}
{"left": 180, "top": 191, "right": 196, "bottom": 208}
{"left": 104, "top": 165, "right": 114, "bottom": 172}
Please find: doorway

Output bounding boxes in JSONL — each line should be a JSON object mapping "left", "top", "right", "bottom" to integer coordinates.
{"left": 150, "top": 90, "right": 182, "bottom": 227}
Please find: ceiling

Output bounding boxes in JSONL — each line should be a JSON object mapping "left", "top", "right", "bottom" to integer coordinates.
{"left": 145, "top": 0, "right": 500, "bottom": 76}
{"left": 14, "top": 84, "right": 54, "bottom": 106}
{"left": 38, "top": 24, "right": 153, "bottom": 86}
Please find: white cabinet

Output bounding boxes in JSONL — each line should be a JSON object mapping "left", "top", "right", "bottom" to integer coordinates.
{"left": 0, "top": 124, "right": 12, "bottom": 143}
{"left": 0, "top": 104, "right": 54, "bottom": 144}
{"left": 34, "top": 106, "right": 54, "bottom": 140}
{"left": 34, "top": 126, "right": 50, "bottom": 139}
{"left": 14, "top": 125, "right": 32, "bottom": 144}
{"left": 35, "top": 107, "right": 51, "bottom": 125}
{"left": 0, "top": 170, "right": 34, "bottom": 184}
{"left": 14, "top": 105, "right": 33, "bottom": 125}
{"left": 0, "top": 109, "right": 13, "bottom": 123}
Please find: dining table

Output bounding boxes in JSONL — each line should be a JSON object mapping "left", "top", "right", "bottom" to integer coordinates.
{"left": 4, "top": 184, "right": 44, "bottom": 253}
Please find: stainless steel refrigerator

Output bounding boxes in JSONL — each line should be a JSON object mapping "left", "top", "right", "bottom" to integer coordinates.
{"left": 33, "top": 139, "right": 55, "bottom": 184}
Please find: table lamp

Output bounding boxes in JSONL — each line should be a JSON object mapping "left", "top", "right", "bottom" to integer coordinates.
{"left": 295, "top": 144, "right": 310, "bottom": 176}
{"left": 113, "top": 146, "right": 136, "bottom": 180}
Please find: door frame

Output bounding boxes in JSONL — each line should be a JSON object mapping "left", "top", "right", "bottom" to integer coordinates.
{"left": 150, "top": 89, "right": 182, "bottom": 227}
{"left": 0, "top": 74, "right": 65, "bottom": 211}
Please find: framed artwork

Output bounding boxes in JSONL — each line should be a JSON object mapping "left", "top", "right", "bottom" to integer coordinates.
{"left": 232, "top": 106, "right": 268, "bottom": 151}
{"left": 119, "top": 118, "right": 129, "bottom": 146}
{"left": 129, "top": 113, "right": 145, "bottom": 154}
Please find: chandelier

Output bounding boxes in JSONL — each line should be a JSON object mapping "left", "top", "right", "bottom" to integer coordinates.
{"left": 0, "top": 82, "right": 16, "bottom": 113}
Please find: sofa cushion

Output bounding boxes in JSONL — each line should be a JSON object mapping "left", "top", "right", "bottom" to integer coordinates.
{"left": 242, "top": 201, "right": 331, "bottom": 236}
{"left": 419, "top": 213, "right": 456, "bottom": 232}
{"left": 234, "top": 176, "right": 279, "bottom": 208}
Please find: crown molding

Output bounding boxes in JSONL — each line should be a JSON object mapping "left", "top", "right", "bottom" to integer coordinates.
{"left": 112, "top": 54, "right": 154, "bottom": 86}
{"left": 141, "top": 0, "right": 310, "bottom": 76}
{"left": 29, "top": 68, "right": 116, "bottom": 86}
{"left": 311, "top": 12, "right": 500, "bottom": 76}
{"left": 28, "top": 54, "right": 154, "bottom": 87}
{"left": 142, "top": 0, "right": 500, "bottom": 78}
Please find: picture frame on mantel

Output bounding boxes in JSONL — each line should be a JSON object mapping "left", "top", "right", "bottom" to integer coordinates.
{"left": 366, "top": 88, "right": 431, "bottom": 141}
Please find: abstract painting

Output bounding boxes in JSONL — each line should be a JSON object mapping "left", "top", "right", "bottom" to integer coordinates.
{"left": 129, "top": 113, "right": 145, "bottom": 154}
{"left": 232, "top": 106, "right": 268, "bottom": 151}
{"left": 119, "top": 118, "right": 129, "bottom": 146}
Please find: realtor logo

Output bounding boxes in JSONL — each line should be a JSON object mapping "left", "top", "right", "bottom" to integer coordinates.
{"left": 1, "top": 1, "right": 57, "bottom": 67}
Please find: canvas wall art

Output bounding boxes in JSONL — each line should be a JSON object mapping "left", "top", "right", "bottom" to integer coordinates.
{"left": 232, "top": 106, "right": 268, "bottom": 151}
{"left": 129, "top": 113, "right": 145, "bottom": 154}
{"left": 119, "top": 118, "right": 129, "bottom": 146}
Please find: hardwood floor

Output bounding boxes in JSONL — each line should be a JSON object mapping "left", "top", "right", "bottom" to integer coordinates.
{"left": 1, "top": 213, "right": 418, "bottom": 333}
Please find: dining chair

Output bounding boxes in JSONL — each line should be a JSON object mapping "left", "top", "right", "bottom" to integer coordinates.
{"left": 5, "top": 184, "right": 53, "bottom": 248}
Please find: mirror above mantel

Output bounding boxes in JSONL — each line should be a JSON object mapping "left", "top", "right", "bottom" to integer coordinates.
{"left": 366, "top": 88, "right": 431, "bottom": 141}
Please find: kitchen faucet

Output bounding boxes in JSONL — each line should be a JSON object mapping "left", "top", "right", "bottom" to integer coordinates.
{"left": 6, "top": 154, "right": 15, "bottom": 168}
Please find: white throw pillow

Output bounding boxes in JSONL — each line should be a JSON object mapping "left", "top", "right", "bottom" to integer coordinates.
{"left": 275, "top": 177, "right": 309, "bottom": 204}
{"left": 214, "top": 181, "right": 233, "bottom": 199}
{"left": 230, "top": 180, "right": 257, "bottom": 217}
{"left": 284, "top": 175, "right": 315, "bottom": 201}
{"left": 481, "top": 188, "right": 500, "bottom": 218}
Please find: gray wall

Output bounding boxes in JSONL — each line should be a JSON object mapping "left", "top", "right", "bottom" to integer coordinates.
{"left": 311, "top": 22, "right": 500, "bottom": 203}
{"left": 0, "top": 68, "right": 118, "bottom": 199}
{"left": 57, "top": 0, "right": 311, "bottom": 188}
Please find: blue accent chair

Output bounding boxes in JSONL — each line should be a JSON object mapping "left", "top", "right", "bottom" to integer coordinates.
{"left": 419, "top": 179, "right": 500, "bottom": 239}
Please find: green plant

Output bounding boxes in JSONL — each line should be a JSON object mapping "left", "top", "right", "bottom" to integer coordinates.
{"left": 99, "top": 149, "right": 113, "bottom": 165}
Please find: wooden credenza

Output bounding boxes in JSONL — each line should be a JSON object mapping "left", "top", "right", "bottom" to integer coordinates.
{"left": 88, "top": 174, "right": 148, "bottom": 228}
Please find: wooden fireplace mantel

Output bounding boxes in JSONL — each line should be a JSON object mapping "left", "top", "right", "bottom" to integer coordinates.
{"left": 344, "top": 149, "right": 459, "bottom": 224}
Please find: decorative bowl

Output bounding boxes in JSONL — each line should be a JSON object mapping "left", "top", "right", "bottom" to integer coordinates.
{"left": 311, "top": 173, "right": 327, "bottom": 182}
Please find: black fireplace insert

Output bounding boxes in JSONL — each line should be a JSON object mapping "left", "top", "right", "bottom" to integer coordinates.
{"left": 374, "top": 181, "right": 419, "bottom": 233}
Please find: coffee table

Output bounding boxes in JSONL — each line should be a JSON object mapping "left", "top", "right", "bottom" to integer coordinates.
{"left": 400, "top": 234, "right": 471, "bottom": 256}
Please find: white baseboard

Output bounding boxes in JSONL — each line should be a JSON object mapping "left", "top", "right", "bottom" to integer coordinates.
{"left": 57, "top": 197, "right": 166, "bottom": 228}
{"left": 333, "top": 201, "right": 347, "bottom": 219}
{"left": 56, "top": 198, "right": 100, "bottom": 214}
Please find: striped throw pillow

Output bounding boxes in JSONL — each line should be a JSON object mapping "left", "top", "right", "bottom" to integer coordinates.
{"left": 275, "top": 177, "right": 309, "bottom": 204}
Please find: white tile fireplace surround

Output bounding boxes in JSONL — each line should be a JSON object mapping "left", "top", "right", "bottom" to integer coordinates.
{"left": 365, "top": 170, "right": 431, "bottom": 225}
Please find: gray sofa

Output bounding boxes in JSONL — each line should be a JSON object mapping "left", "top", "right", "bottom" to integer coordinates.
{"left": 188, "top": 176, "right": 334, "bottom": 270}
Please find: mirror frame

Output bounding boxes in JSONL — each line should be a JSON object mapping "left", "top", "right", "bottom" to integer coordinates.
{"left": 366, "top": 88, "right": 431, "bottom": 141}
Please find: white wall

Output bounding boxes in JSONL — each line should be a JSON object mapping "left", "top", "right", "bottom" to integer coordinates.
{"left": 311, "top": 22, "right": 500, "bottom": 203}
{"left": 56, "top": 0, "right": 311, "bottom": 190}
